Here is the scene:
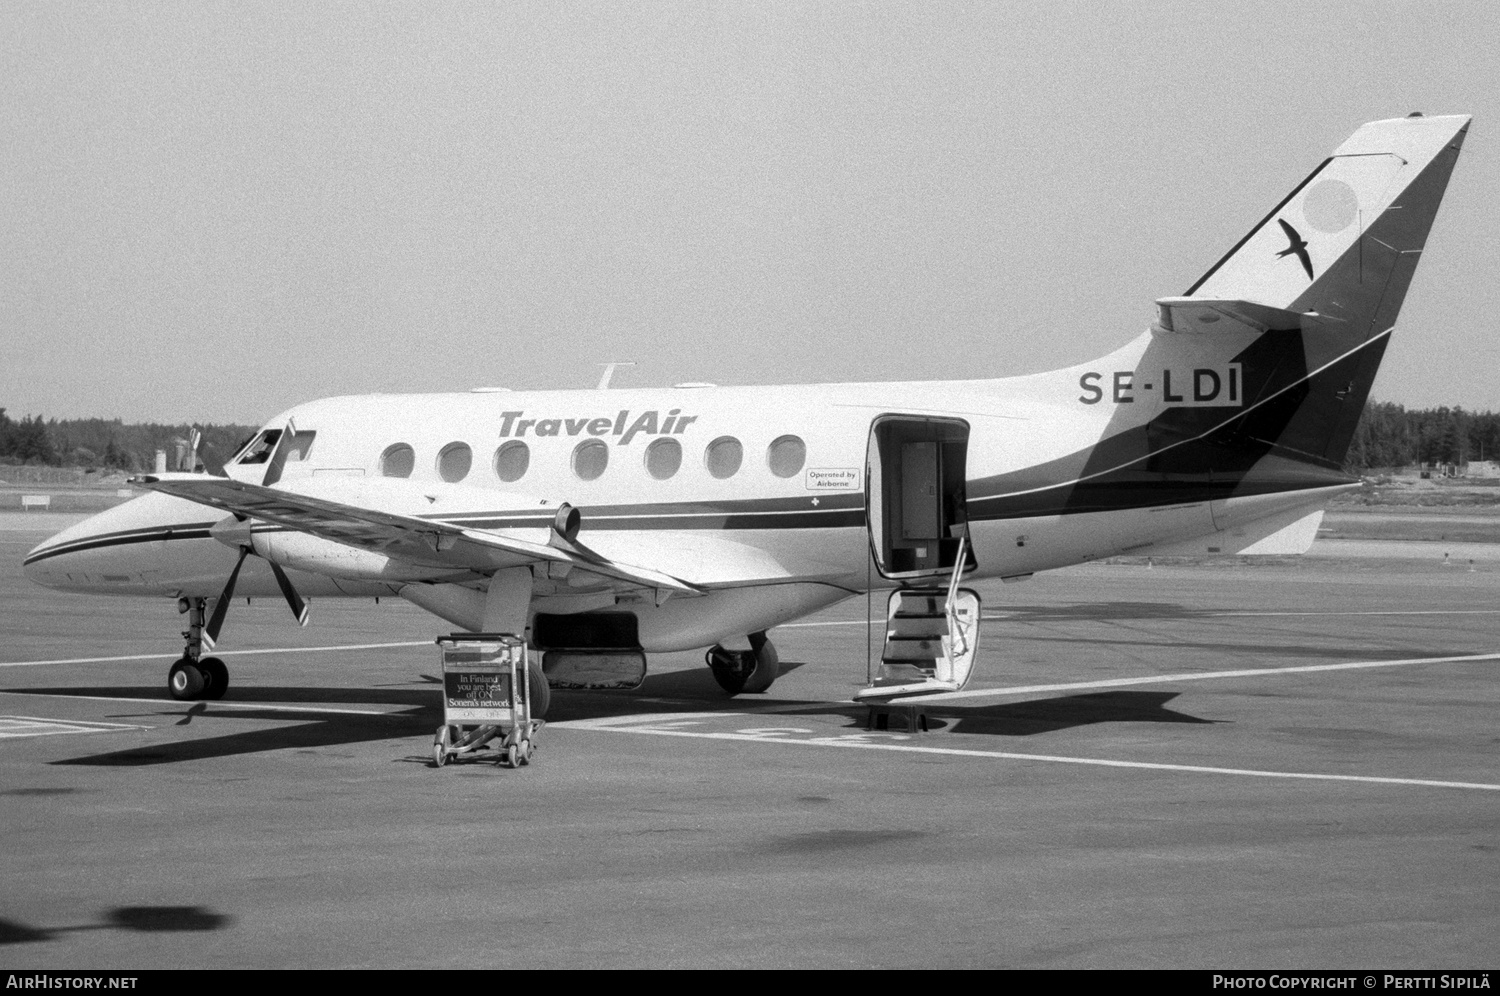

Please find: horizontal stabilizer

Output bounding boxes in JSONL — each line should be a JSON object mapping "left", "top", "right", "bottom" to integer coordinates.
{"left": 1153, "top": 297, "right": 1329, "bottom": 336}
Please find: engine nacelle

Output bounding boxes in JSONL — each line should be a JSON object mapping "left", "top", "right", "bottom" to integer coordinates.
{"left": 252, "top": 531, "right": 438, "bottom": 582}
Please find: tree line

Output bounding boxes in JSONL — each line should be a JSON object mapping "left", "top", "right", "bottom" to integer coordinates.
{"left": 2, "top": 401, "right": 1498, "bottom": 475}
{"left": 1345, "top": 402, "right": 1500, "bottom": 470}
{"left": 0, "top": 409, "right": 256, "bottom": 476}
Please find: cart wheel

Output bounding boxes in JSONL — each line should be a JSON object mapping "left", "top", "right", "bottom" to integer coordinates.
{"left": 505, "top": 744, "right": 518, "bottom": 768}
{"left": 432, "top": 726, "right": 451, "bottom": 767}
{"left": 516, "top": 739, "right": 530, "bottom": 765}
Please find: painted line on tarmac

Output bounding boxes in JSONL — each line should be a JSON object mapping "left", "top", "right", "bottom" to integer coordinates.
{"left": 1156, "top": 609, "right": 1500, "bottom": 618}
{"left": 552, "top": 713, "right": 1500, "bottom": 793}
{"left": 0, "top": 641, "right": 432, "bottom": 668}
{"left": 977, "top": 609, "right": 1500, "bottom": 622}
{"left": 0, "top": 715, "right": 149, "bottom": 738}
{"left": 895, "top": 651, "right": 1500, "bottom": 704}
{"left": 783, "top": 608, "right": 1500, "bottom": 631}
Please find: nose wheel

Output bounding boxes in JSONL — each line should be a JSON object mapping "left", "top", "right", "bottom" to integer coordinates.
{"left": 167, "top": 656, "right": 228, "bottom": 701}
{"left": 167, "top": 597, "right": 230, "bottom": 701}
{"left": 168, "top": 657, "right": 205, "bottom": 700}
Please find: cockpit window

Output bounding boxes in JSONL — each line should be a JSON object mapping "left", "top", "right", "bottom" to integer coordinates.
{"left": 282, "top": 431, "right": 316, "bottom": 462}
{"left": 261, "top": 430, "right": 317, "bottom": 486}
{"left": 236, "top": 429, "right": 283, "bottom": 465}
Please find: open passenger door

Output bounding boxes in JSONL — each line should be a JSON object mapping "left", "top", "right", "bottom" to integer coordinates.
{"left": 866, "top": 415, "right": 976, "bottom": 579}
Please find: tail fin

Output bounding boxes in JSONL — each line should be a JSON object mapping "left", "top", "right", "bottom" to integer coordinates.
{"left": 1166, "top": 114, "right": 1469, "bottom": 470}
{"left": 1186, "top": 113, "right": 1469, "bottom": 322}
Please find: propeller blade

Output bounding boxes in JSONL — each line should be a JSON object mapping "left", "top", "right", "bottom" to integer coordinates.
{"left": 268, "top": 560, "right": 309, "bottom": 627}
{"left": 203, "top": 546, "right": 249, "bottom": 649}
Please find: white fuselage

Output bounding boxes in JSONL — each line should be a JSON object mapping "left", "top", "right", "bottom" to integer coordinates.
{"left": 24, "top": 338, "right": 1342, "bottom": 652}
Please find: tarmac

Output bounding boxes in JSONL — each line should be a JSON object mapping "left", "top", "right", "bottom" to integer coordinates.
{"left": 1, "top": 517, "right": 1496, "bottom": 968}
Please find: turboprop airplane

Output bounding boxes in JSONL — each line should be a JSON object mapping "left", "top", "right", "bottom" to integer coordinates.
{"left": 23, "top": 113, "right": 1470, "bottom": 714}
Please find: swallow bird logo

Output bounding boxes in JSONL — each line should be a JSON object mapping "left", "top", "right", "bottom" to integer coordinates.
{"left": 1275, "top": 218, "right": 1314, "bottom": 280}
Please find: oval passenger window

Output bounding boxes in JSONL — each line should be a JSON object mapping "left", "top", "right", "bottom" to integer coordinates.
{"left": 767, "top": 435, "right": 806, "bottom": 478}
{"left": 645, "top": 437, "right": 682, "bottom": 480}
{"left": 572, "top": 439, "right": 609, "bottom": 481}
{"left": 705, "top": 436, "right": 743, "bottom": 479}
{"left": 493, "top": 441, "right": 530, "bottom": 483}
{"left": 437, "top": 442, "right": 472, "bottom": 483}
{"left": 380, "top": 443, "right": 415, "bottom": 478}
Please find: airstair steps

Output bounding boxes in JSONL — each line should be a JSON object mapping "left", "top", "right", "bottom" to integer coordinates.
{"left": 886, "top": 615, "right": 947, "bottom": 639}
{"left": 878, "top": 588, "right": 951, "bottom": 677}
{"left": 883, "top": 636, "right": 947, "bottom": 661}
{"left": 890, "top": 591, "right": 947, "bottom": 617}
{"left": 856, "top": 534, "right": 981, "bottom": 706}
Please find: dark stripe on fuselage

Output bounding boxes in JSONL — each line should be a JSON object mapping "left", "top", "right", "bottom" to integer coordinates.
{"left": 428, "top": 494, "right": 867, "bottom": 532}
{"left": 26, "top": 331, "right": 1382, "bottom": 569}
{"left": 22, "top": 524, "right": 218, "bottom": 566}
{"left": 432, "top": 511, "right": 869, "bottom": 531}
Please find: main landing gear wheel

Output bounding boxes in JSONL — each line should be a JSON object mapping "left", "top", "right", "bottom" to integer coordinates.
{"left": 168, "top": 657, "right": 205, "bottom": 701}
{"left": 199, "top": 657, "right": 228, "bottom": 700}
{"left": 742, "top": 633, "right": 779, "bottom": 694}
{"left": 528, "top": 656, "right": 551, "bottom": 719}
{"left": 706, "top": 633, "right": 779, "bottom": 696}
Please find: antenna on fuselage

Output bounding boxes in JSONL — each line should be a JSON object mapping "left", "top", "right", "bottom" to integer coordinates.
{"left": 596, "top": 361, "right": 636, "bottom": 390}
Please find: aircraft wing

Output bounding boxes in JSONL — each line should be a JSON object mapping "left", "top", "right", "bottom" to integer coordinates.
{"left": 131, "top": 473, "right": 703, "bottom": 595}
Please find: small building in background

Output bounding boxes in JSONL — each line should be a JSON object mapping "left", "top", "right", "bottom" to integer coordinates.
{"left": 1465, "top": 460, "right": 1500, "bottom": 479}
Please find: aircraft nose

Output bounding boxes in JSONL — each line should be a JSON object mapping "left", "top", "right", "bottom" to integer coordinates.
{"left": 20, "top": 499, "right": 154, "bottom": 592}
{"left": 20, "top": 490, "right": 231, "bottom": 596}
{"left": 23, "top": 533, "right": 68, "bottom": 588}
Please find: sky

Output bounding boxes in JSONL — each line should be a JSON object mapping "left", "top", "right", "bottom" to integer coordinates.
{"left": 3, "top": 0, "right": 1499, "bottom": 425}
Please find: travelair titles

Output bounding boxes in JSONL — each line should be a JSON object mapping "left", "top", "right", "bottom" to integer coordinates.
{"left": 496, "top": 410, "right": 698, "bottom": 444}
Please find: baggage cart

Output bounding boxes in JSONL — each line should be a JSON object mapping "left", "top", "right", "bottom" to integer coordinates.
{"left": 432, "top": 633, "right": 543, "bottom": 768}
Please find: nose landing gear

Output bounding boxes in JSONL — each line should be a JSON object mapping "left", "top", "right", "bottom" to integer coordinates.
{"left": 168, "top": 597, "right": 228, "bottom": 701}
{"left": 162, "top": 544, "right": 305, "bottom": 702}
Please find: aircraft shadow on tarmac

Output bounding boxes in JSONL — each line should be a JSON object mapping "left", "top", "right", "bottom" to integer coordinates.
{"left": 764, "top": 690, "right": 1220, "bottom": 736}
{"left": 932, "top": 690, "right": 1219, "bottom": 736}
{"left": 0, "top": 906, "right": 230, "bottom": 946}
{"left": 1, "top": 682, "right": 436, "bottom": 767}
{"left": 10, "top": 667, "right": 779, "bottom": 766}
{"left": 12, "top": 664, "right": 1215, "bottom": 766}
{"left": 997, "top": 601, "right": 1210, "bottom": 621}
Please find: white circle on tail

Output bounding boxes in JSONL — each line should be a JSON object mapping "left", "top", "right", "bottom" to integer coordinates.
{"left": 1302, "top": 178, "right": 1359, "bottom": 234}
